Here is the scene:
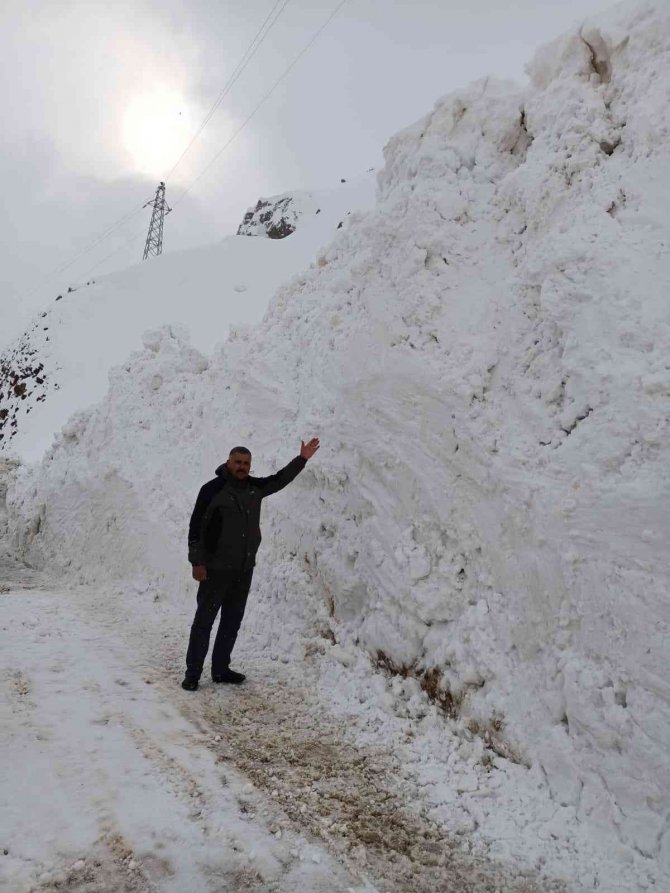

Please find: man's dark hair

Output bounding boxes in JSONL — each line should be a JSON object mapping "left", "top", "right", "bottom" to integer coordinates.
{"left": 229, "top": 446, "right": 251, "bottom": 457}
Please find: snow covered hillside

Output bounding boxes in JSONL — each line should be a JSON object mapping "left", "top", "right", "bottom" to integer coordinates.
{"left": 0, "top": 175, "right": 374, "bottom": 462}
{"left": 6, "top": 1, "right": 670, "bottom": 889}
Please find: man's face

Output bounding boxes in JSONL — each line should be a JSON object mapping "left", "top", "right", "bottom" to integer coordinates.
{"left": 228, "top": 452, "right": 251, "bottom": 480}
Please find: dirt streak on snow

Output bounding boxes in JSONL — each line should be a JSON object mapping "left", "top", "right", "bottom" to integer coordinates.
{"left": 198, "top": 684, "right": 566, "bottom": 893}
{"left": 0, "top": 559, "right": 566, "bottom": 893}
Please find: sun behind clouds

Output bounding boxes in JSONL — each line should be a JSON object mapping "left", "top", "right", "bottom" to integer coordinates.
{"left": 122, "top": 87, "right": 196, "bottom": 178}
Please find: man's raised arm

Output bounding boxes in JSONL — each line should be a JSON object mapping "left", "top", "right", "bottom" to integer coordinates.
{"left": 255, "top": 438, "right": 320, "bottom": 497}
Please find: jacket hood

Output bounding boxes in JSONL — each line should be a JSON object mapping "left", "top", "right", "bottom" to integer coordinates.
{"left": 215, "top": 463, "right": 251, "bottom": 487}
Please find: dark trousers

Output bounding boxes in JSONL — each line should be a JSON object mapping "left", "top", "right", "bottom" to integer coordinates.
{"left": 185, "top": 568, "right": 254, "bottom": 680}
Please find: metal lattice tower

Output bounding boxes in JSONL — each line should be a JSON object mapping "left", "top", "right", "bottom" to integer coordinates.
{"left": 142, "top": 182, "right": 172, "bottom": 260}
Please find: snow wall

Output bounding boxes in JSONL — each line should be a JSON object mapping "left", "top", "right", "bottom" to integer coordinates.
{"left": 7, "top": 1, "right": 670, "bottom": 869}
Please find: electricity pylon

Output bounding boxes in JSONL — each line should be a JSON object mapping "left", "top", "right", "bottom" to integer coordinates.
{"left": 142, "top": 182, "right": 171, "bottom": 260}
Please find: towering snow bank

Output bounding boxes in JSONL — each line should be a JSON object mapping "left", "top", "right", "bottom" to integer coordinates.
{"left": 7, "top": 1, "right": 670, "bottom": 883}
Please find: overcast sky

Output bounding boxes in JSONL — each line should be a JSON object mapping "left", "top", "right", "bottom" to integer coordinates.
{"left": 1, "top": 0, "right": 615, "bottom": 342}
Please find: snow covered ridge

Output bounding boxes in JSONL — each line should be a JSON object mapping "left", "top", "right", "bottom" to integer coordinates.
{"left": 0, "top": 174, "right": 375, "bottom": 462}
{"left": 237, "top": 192, "right": 313, "bottom": 239}
{"left": 6, "top": 2, "right": 670, "bottom": 886}
{"left": 238, "top": 194, "right": 302, "bottom": 238}
{"left": 237, "top": 181, "right": 362, "bottom": 239}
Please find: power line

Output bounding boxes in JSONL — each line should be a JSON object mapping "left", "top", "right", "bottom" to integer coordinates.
{"left": 11, "top": 201, "right": 149, "bottom": 305}
{"left": 165, "top": 0, "right": 292, "bottom": 182}
{"left": 9, "top": 1, "right": 294, "bottom": 306}
{"left": 75, "top": 223, "right": 150, "bottom": 282}
{"left": 172, "top": 0, "right": 349, "bottom": 207}
{"left": 46, "top": 204, "right": 147, "bottom": 276}
{"left": 71, "top": 0, "right": 350, "bottom": 283}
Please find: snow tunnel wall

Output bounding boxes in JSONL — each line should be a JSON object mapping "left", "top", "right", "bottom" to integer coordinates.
{"left": 7, "top": 1, "right": 670, "bottom": 866}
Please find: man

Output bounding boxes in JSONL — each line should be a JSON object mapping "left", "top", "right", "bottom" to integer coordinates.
{"left": 181, "top": 438, "right": 320, "bottom": 691}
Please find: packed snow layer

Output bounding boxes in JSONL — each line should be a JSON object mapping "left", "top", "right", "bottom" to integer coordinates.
{"left": 0, "top": 175, "right": 375, "bottom": 462}
{"left": 7, "top": 1, "right": 670, "bottom": 886}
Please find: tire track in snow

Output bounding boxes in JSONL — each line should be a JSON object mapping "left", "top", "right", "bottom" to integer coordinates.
{"left": 0, "top": 569, "right": 358, "bottom": 893}
{"left": 88, "top": 589, "right": 570, "bottom": 893}
{"left": 31, "top": 832, "right": 162, "bottom": 893}
{"left": 178, "top": 676, "right": 569, "bottom": 893}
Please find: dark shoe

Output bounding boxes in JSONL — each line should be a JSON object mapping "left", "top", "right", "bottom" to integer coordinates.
{"left": 181, "top": 677, "right": 198, "bottom": 691}
{"left": 212, "top": 669, "right": 246, "bottom": 684}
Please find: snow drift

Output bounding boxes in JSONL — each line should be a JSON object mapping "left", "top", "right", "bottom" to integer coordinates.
{"left": 7, "top": 1, "right": 670, "bottom": 883}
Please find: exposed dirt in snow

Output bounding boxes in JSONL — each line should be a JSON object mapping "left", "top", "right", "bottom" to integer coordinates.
{"left": 29, "top": 833, "right": 165, "bottom": 893}
{"left": 197, "top": 683, "right": 566, "bottom": 893}
{"left": 1, "top": 553, "right": 568, "bottom": 893}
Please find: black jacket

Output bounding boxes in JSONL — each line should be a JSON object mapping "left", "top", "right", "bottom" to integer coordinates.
{"left": 188, "top": 456, "right": 307, "bottom": 572}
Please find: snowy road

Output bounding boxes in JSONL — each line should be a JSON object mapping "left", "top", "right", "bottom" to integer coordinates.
{"left": 0, "top": 555, "right": 567, "bottom": 893}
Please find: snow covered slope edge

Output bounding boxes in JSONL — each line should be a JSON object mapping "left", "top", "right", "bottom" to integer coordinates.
{"left": 0, "top": 175, "right": 375, "bottom": 462}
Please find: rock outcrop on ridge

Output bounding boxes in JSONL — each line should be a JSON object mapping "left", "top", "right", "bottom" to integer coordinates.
{"left": 0, "top": 308, "right": 56, "bottom": 447}
{"left": 236, "top": 182, "right": 362, "bottom": 240}
{"left": 237, "top": 195, "right": 302, "bottom": 239}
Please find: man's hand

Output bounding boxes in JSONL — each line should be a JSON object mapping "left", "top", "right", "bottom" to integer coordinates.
{"left": 300, "top": 437, "right": 320, "bottom": 460}
{"left": 192, "top": 564, "right": 207, "bottom": 582}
